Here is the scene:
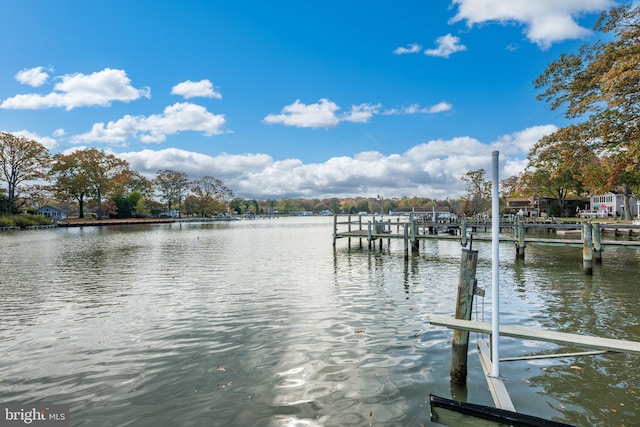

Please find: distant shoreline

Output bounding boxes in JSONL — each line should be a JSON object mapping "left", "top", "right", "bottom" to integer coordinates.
{"left": 58, "top": 218, "right": 176, "bottom": 227}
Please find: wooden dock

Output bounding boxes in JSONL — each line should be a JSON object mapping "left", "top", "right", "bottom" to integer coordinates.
{"left": 332, "top": 215, "right": 640, "bottom": 256}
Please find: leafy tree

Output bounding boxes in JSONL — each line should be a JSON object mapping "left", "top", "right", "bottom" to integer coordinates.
{"left": 109, "top": 171, "right": 153, "bottom": 218}
{"left": 191, "top": 175, "right": 234, "bottom": 216}
{"left": 500, "top": 175, "right": 527, "bottom": 198}
{"left": 155, "top": 169, "right": 190, "bottom": 217}
{"left": 0, "top": 132, "right": 50, "bottom": 213}
{"left": 87, "top": 149, "right": 130, "bottom": 218}
{"left": 278, "top": 198, "right": 300, "bottom": 214}
{"left": 356, "top": 198, "right": 369, "bottom": 213}
{"left": 52, "top": 148, "right": 130, "bottom": 218}
{"left": 229, "top": 198, "right": 247, "bottom": 214}
{"left": 461, "top": 169, "right": 491, "bottom": 215}
{"left": 51, "top": 152, "right": 92, "bottom": 218}
{"left": 329, "top": 197, "right": 340, "bottom": 214}
{"left": 534, "top": 4, "right": 640, "bottom": 218}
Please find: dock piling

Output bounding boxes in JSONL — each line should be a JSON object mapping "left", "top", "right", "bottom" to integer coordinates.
{"left": 515, "top": 220, "right": 525, "bottom": 260}
{"left": 582, "top": 221, "right": 593, "bottom": 275}
{"left": 450, "top": 248, "right": 479, "bottom": 386}
{"left": 592, "top": 222, "right": 602, "bottom": 264}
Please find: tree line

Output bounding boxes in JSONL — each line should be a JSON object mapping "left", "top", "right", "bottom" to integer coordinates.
{"left": 0, "top": 135, "right": 234, "bottom": 219}
{"left": 2, "top": 5, "right": 639, "bottom": 220}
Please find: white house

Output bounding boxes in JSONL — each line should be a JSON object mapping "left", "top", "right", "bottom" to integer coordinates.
{"left": 35, "top": 205, "right": 67, "bottom": 220}
{"left": 581, "top": 191, "right": 638, "bottom": 218}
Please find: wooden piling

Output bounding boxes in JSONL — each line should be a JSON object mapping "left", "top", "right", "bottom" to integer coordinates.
{"left": 411, "top": 218, "right": 419, "bottom": 254}
{"left": 451, "top": 248, "right": 479, "bottom": 385}
{"left": 404, "top": 224, "right": 409, "bottom": 260}
{"left": 515, "top": 220, "right": 525, "bottom": 260}
{"left": 460, "top": 218, "right": 467, "bottom": 247}
{"left": 592, "top": 222, "right": 602, "bottom": 264}
{"left": 582, "top": 221, "right": 593, "bottom": 275}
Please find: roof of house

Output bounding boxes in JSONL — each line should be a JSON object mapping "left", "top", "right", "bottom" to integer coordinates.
{"left": 36, "top": 205, "right": 64, "bottom": 212}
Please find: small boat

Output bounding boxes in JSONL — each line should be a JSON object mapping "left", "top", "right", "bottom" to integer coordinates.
{"left": 429, "top": 394, "right": 575, "bottom": 427}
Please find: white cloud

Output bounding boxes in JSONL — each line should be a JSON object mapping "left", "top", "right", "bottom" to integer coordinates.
{"left": 265, "top": 99, "right": 451, "bottom": 128}
{"left": 425, "top": 34, "right": 467, "bottom": 58}
{"left": 450, "top": 0, "right": 615, "bottom": 48}
{"left": 263, "top": 99, "right": 341, "bottom": 128}
{"left": 383, "top": 102, "right": 453, "bottom": 115}
{"left": 112, "top": 125, "right": 556, "bottom": 199}
{"left": 393, "top": 43, "right": 422, "bottom": 55}
{"left": 11, "top": 129, "right": 58, "bottom": 150}
{"left": 171, "top": 79, "right": 221, "bottom": 99}
{"left": 120, "top": 148, "right": 272, "bottom": 179}
{"left": 1, "top": 68, "right": 150, "bottom": 110}
{"left": 15, "top": 66, "right": 51, "bottom": 87}
{"left": 341, "top": 103, "right": 382, "bottom": 123}
{"left": 72, "top": 102, "right": 226, "bottom": 144}
{"left": 427, "top": 102, "right": 453, "bottom": 113}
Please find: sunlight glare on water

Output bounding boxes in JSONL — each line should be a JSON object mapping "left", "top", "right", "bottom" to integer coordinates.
{"left": 0, "top": 216, "right": 639, "bottom": 426}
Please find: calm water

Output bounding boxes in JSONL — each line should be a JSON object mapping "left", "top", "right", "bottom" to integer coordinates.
{"left": 1, "top": 216, "right": 639, "bottom": 426}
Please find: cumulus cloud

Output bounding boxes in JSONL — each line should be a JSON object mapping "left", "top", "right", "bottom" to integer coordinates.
{"left": 263, "top": 98, "right": 341, "bottom": 128}
{"left": 171, "top": 79, "right": 221, "bottom": 99}
{"left": 1, "top": 68, "right": 150, "bottom": 110}
{"left": 15, "top": 66, "right": 51, "bottom": 87}
{"left": 425, "top": 34, "right": 467, "bottom": 58}
{"left": 450, "top": 0, "right": 615, "bottom": 48}
{"left": 264, "top": 99, "right": 450, "bottom": 128}
{"left": 393, "top": 43, "right": 422, "bottom": 55}
{"left": 120, "top": 148, "right": 272, "bottom": 179}
{"left": 113, "top": 125, "right": 556, "bottom": 199}
{"left": 341, "top": 103, "right": 382, "bottom": 123}
{"left": 72, "top": 102, "right": 225, "bottom": 144}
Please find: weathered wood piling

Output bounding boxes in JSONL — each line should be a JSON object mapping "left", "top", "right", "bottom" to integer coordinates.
{"left": 450, "top": 247, "right": 479, "bottom": 385}
{"left": 582, "top": 222, "right": 593, "bottom": 275}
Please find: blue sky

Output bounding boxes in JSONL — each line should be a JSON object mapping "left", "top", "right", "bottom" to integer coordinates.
{"left": 0, "top": 0, "right": 622, "bottom": 200}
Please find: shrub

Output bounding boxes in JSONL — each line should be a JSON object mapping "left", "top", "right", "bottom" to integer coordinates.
{"left": 0, "top": 214, "right": 52, "bottom": 228}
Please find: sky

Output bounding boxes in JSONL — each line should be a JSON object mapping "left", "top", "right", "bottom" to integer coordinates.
{"left": 0, "top": 0, "right": 625, "bottom": 200}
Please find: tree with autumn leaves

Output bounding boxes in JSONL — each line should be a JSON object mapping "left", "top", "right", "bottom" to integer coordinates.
{"left": 0, "top": 132, "right": 50, "bottom": 214}
{"left": 0, "top": 133, "right": 234, "bottom": 218}
{"left": 526, "top": 4, "right": 640, "bottom": 219}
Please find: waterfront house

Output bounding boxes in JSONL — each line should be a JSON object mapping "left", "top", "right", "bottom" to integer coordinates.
{"left": 580, "top": 191, "right": 639, "bottom": 218}
{"left": 505, "top": 197, "right": 538, "bottom": 217}
{"left": 35, "top": 205, "right": 67, "bottom": 220}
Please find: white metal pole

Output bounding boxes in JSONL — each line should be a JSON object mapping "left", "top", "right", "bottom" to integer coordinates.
{"left": 491, "top": 151, "right": 500, "bottom": 378}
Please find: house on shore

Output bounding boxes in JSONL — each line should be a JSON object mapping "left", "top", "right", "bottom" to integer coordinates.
{"left": 35, "top": 205, "right": 67, "bottom": 220}
{"left": 580, "top": 191, "right": 639, "bottom": 218}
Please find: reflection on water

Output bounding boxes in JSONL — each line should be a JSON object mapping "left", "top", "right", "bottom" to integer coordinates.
{"left": 0, "top": 217, "right": 638, "bottom": 426}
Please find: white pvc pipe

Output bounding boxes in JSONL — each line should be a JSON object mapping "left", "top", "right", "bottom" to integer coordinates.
{"left": 491, "top": 151, "right": 500, "bottom": 378}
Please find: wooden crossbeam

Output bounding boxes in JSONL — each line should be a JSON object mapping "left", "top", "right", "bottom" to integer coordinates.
{"left": 429, "top": 315, "right": 640, "bottom": 355}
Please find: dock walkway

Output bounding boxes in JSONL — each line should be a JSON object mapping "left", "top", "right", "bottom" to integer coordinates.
{"left": 332, "top": 214, "right": 640, "bottom": 249}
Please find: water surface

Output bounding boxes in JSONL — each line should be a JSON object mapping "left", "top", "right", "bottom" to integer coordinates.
{"left": 1, "top": 216, "right": 638, "bottom": 426}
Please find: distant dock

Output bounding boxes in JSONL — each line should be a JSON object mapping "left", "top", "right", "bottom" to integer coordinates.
{"left": 332, "top": 214, "right": 640, "bottom": 273}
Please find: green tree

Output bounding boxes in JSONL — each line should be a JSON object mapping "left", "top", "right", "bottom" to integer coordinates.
{"left": 0, "top": 132, "right": 50, "bottom": 213}
{"left": 534, "top": 4, "right": 640, "bottom": 218}
{"left": 329, "top": 197, "right": 340, "bottom": 214}
{"left": 278, "top": 198, "right": 300, "bottom": 215}
{"left": 461, "top": 169, "right": 491, "bottom": 215}
{"left": 51, "top": 151, "right": 92, "bottom": 218}
{"left": 155, "top": 169, "right": 190, "bottom": 217}
{"left": 229, "top": 198, "right": 246, "bottom": 214}
{"left": 110, "top": 171, "right": 153, "bottom": 218}
{"left": 52, "top": 148, "right": 131, "bottom": 218}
